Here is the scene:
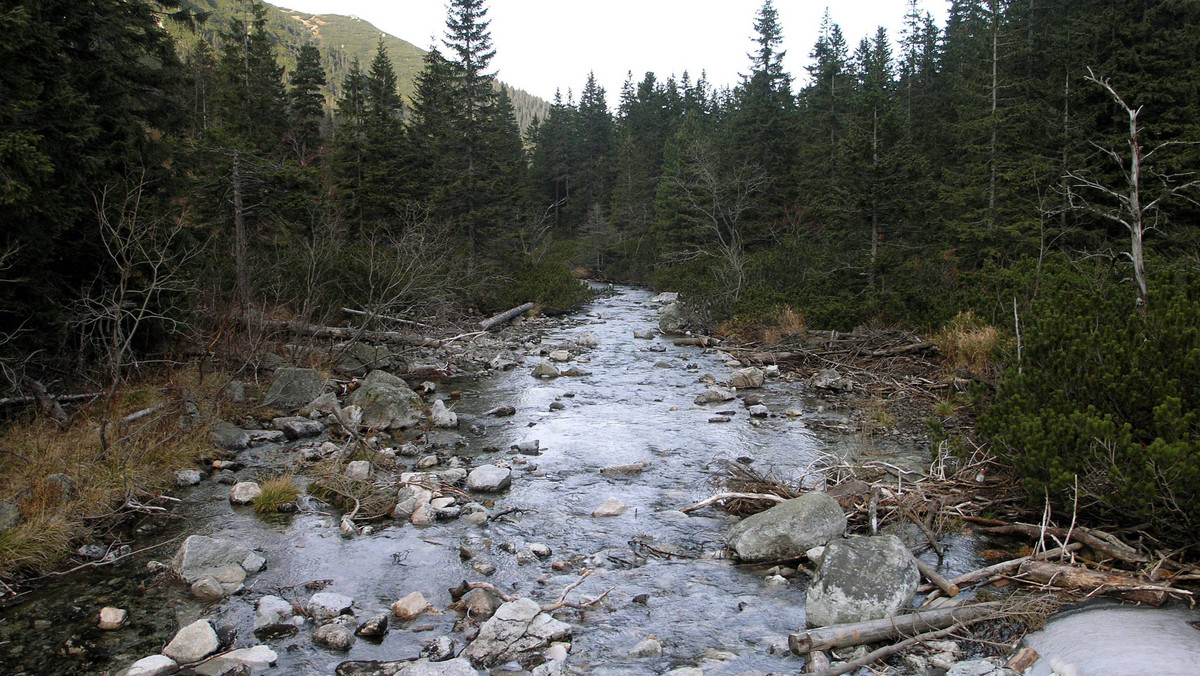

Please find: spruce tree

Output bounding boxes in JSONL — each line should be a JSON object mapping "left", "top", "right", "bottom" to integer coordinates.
{"left": 288, "top": 44, "right": 327, "bottom": 163}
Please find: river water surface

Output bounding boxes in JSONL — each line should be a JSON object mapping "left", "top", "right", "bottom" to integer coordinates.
{"left": 1, "top": 286, "right": 967, "bottom": 676}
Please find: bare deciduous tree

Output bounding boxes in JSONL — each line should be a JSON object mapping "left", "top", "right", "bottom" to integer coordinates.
{"left": 1067, "top": 68, "right": 1200, "bottom": 311}
{"left": 74, "top": 175, "right": 200, "bottom": 387}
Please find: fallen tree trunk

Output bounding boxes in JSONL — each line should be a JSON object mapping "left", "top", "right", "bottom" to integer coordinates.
{"left": 868, "top": 341, "right": 936, "bottom": 357}
{"left": 918, "top": 543, "right": 1083, "bottom": 594}
{"left": 789, "top": 602, "right": 1002, "bottom": 655}
{"left": 681, "top": 492, "right": 786, "bottom": 514}
{"left": 674, "top": 336, "right": 721, "bottom": 347}
{"left": 979, "top": 522, "right": 1147, "bottom": 564}
{"left": 248, "top": 311, "right": 441, "bottom": 348}
{"left": 1018, "top": 560, "right": 1170, "bottom": 605}
{"left": 809, "top": 620, "right": 977, "bottom": 676}
{"left": 915, "top": 559, "right": 959, "bottom": 597}
{"left": 340, "top": 307, "right": 433, "bottom": 330}
{"left": 479, "top": 302, "right": 534, "bottom": 331}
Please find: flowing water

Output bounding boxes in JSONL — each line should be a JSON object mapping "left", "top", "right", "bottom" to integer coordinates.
{"left": 0, "top": 286, "right": 974, "bottom": 676}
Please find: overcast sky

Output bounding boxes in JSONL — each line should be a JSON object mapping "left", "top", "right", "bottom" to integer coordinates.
{"left": 275, "top": 0, "right": 949, "bottom": 107}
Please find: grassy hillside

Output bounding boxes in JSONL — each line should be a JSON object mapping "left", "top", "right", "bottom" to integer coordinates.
{"left": 176, "top": 0, "right": 549, "bottom": 129}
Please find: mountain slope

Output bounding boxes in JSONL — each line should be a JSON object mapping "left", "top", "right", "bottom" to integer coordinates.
{"left": 176, "top": 0, "right": 549, "bottom": 129}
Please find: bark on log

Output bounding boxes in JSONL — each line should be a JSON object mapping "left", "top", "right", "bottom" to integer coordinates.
{"left": 1005, "top": 647, "right": 1039, "bottom": 672}
{"left": 917, "top": 543, "right": 1083, "bottom": 594}
{"left": 979, "top": 522, "right": 1147, "bottom": 564}
{"left": 25, "top": 379, "right": 67, "bottom": 425}
{"left": 868, "top": 341, "right": 936, "bottom": 357}
{"left": 916, "top": 558, "right": 959, "bottom": 597}
{"left": 745, "top": 351, "right": 797, "bottom": 363}
{"left": 789, "top": 602, "right": 1002, "bottom": 655}
{"left": 680, "top": 492, "right": 787, "bottom": 513}
{"left": 0, "top": 392, "right": 102, "bottom": 407}
{"left": 479, "top": 302, "right": 534, "bottom": 331}
{"left": 809, "top": 621, "right": 975, "bottom": 676}
{"left": 1018, "top": 560, "right": 1169, "bottom": 605}
{"left": 341, "top": 307, "right": 433, "bottom": 330}
{"left": 673, "top": 336, "right": 721, "bottom": 347}
{"left": 805, "top": 650, "right": 830, "bottom": 674}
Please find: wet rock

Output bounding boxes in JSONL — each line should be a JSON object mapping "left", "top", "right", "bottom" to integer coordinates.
{"left": 194, "top": 647, "right": 277, "bottom": 675}
{"left": 263, "top": 367, "right": 325, "bottom": 410}
{"left": 600, "top": 462, "right": 646, "bottom": 477}
{"left": 229, "top": 481, "right": 262, "bottom": 505}
{"left": 548, "top": 350, "right": 571, "bottom": 362}
{"left": 730, "top": 367, "right": 765, "bottom": 389}
{"left": 163, "top": 619, "right": 220, "bottom": 663}
{"left": 417, "top": 455, "right": 440, "bottom": 469}
{"left": 592, "top": 497, "right": 626, "bottom": 517}
{"left": 315, "top": 622, "right": 357, "bottom": 651}
{"left": 805, "top": 535, "right": 919, "bottom": 627}
{"left": 512, "top": 440, "right": 540, "bottom": 455}
{"left": 784, "top": 408, "right": 804, "bottom": 417}
{"left": 393, "top": 485, "right": 434, "bottom": 520}
{"left": 309, "top": 592, "right": 355, "bottom": 620}
{"left": 634, "top": 329, "right": 656, "bottom": 339}
{"left": 274, "top": 415, "right": 325, "bottom": 440}
{"left": 709, "top": 416, "right": 732, "bottom": 423}
{"left": 658, "top": 302, "right": 687, "bottom": 333}
{"left": 748, "top": 404, "right": 770, "bottom": 418}
{"left": 627, "top": 636, "right": 663, "bottom": 658}
{"left": 429, "top": 400, "right": 458, "bottom": 428}
{"left": 462, "top": 598, "right": 572, "bottom": 667}
{"left": 467, "top": 465, "right": 512, "bottom": 493}
{"left": 392, "top": 591, "right": 433, "bottom": 621}
{"left": 345, "top": 460, "right": 372, "bottom": 481}
{"left": 172, "top": 535, "right": 253, "bottom": 584}
{"left": 175, "top": 469, "right": 203, "bottom": 487}
{"left": 725, "top": 492, "right": 846, "bottom": 562}
{"left": 548, "top": 401, "right": 565, "bottom": 411}
{"left": 421, "top": 636, "right": 457, "bottom": 662}
{"left": 210, "top": 420, "right": 251, "bottom": 451}
{"left": 484, "top": 405, "right": 516, "bottom": 417}
{"left": 120, "top": 654, "right": 178, "bottom": 676}
{"left": 528, "top": 543, "right": 551, "bottom": 558}
{"left": 945, "top": 659, "right": 1019, "bottom": 676}
{"left": 242, "top": 551, "right": 265, "bottom": 572}
{"left": 561, "top": 366, "right": 592, "bottom": 377}
{"left": 356, "top": 613, "right": 390, "bottom": 637}
{"left": 334, "top": 343, "right": 394, "bottom": 378}
{"left": 694, "top": 386, "right": 736, "bottom": 404}
{"left": 99, "top": 607, "right": 127, "bottom": 630}
{"left": 246, "top": 429, "right": 286, "bottom": 444}
{"left": 809, "top": 368, "right": 852, "bottom": 392}
{"left": 465, "top": 510, "right": 489, "bottom": 526}
{"left": 410, "top": 503, "right": 437, "bottom": 526}
{"left": 532, "top": 362, "right": 560, "bottom": 379}
{"left": 516, "top": 548, "right": 538, "bottom": 565}
{"left": 346, "top": 370, "right": 424, "bottom": 430}
{"left": 190, "top": 576, "right": 228, "bottom": 601}
{"left": 454, "top": 589, "right": 503, "bottom": 620}
{"left": 254, "top": 595, "right": 296, "bottom": 632}
{"left": 78, "top": 544, "right": 107, "bottom": 560}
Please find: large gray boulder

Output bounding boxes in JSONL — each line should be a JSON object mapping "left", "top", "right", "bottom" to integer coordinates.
{"left": 263, "top": 367, "right": 325, "bottom": 410}
{"left": 731, "top": 367, "right": 765, "bottom": 389}
{"left": 345, "top": 370, "right": 424, "bottom": 430}
{"left": 462, "top": 598, "right": 572, "bottom": 667}
{"left": 725, "top": 492, "right": 846, "bottom": 561}
{"left": 334, "top": 658, "right": 483, "bottom": 676}
{"left": 658, "top": 302, "right": 687, "bottom": 333}
{"left": 210, "top": 420, "right": 250, "bottom": 451}
{"left": 172, "top": 535, "right": 254, "bottom": 584}
{"left": 334, "top": 342, "right": 395, "bottom": 378}
{"left": 162, "top": 619, "right": 220, "bottom": 664}
{"left": 466, "top": 465, "right": 512, "bottom": 493}
{"left": 805, "top": 535, "right": 919, "bottom": 627}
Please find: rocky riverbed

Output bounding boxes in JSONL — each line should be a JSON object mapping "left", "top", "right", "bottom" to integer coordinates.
{"left": 0, "top": 286, "right": 990, "bottom": 676}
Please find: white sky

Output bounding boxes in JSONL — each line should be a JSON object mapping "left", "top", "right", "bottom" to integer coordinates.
{"left": 275, "top": 0, "right": 949, "bottom": 107}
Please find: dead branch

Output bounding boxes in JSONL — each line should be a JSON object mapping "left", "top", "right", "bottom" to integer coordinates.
{"left": 978, "top": 522, "right": 1147, "bottom": 564}
{"left": 789, "top": 602, "right": 1002, "bottom": 655}
{"left": 1017, "top": 560, "right": 1177, "bottom": 605}
{"left": 809, "top": 620, "right": 978, "bottom": 676}
{"left": 918, "top": 543, "right": 1083, "bottom": 595}
{"left": 340, "top": 307, "right": 433, "bottom": 330}
{"left": 915, "top": 559, "right": 959, "bottom": 597}
{"left": 681, "top": 492, "right": 787, "bottom": 514}
{"left": 479, "top": 302, "right": 534, "bottom": 331}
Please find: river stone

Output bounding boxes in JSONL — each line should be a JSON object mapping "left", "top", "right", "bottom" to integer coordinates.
{"left": 592, "top": 497, "right": 627, "bottom": 517}
{"left": 210, "top": 420, "right": 251, "bottom": 451}
{"left": 255, "top": 595, "right": 295, "bottom": 631}
{"left": 749, "top": 404, "right": 770, "bottom": 418}
{"left": 422, "top": 636, "right": 458, "bottom": 662}
{"left": 190, "top": 576, "right": 227, "bottom": 601}
{"left": 356, "top": 613, "right": 390, "bottom": 637}
{"left": 346, "top": 370, "right": 424, "bottom": 429}
{"left": 263, "top": 367, "right": 325, "bottom": 410}
{"left": 315, "top": 622, "right": 356, "bottom": 651}
{"left": 600, "top": 462, "right": 646, "bottom": 477}
{"left": 467, "top": 465, "right": 511, "bottom": 492}
{"left": 561, "top": 365, "right": 592, "bottom": 376}
{"left": 725, "top": 492, "right": 846, "bottom": 562}
{"left": 532, "top": 362, "right": 560, "bottom": 378}
{"left": 274, "top": 415, "right": 325, "bottom": 439}
{"left": 730, "top": 367, "right": 765, "bottom": 389}
{"left": 462, "top": 598, "right": 572, "bottom": 667}
{"left": 120, "top": 655, "right": 178, "bottom": 676}
{"left": 694, "top": 386, "right": 736, "bottom": 404}
{"left": 174, "top": 469, "right": 202, "bottom": 487}
{"left": 229, "top": 481, "right": 262, "bottom": 505}
{"left": 627, "top": 636, "right": 663, "bottom": 658}
{"left": 163, "top": 619, "right": 220, "bottom": 663}
{"left": 634, "top": 329, "right": 656, "bottom": 339}
{"left": 309, "top": 592, "right": 355, "bottom": 620}
{"left": 658, "top": 302, "right": 687, "bottom": 333}
{"left": 194, "top": 646, "right": 279, "bottom": 676}
{"left": 99, "top": 606, "right": 128, "bottom": 630}
{"left": 335, "top": 342, "right": 394, "bottom": 377}
{"left": 484, "top": 405, "right": 516, "bottom": 417}
{"left": 805, "top": 535, "right": 919, "bottom": 628}
{"left": 429, "top": 399, "right": 458, "bottom": 428}
{"left": 345, "top": 460, "right": 372, "bottom": 481}
{"left": 392, "top": 591, "right": 433, "bottom": 621}
{"left": 172, "top": 535, "right": 252, "bottom": 584}
{"left": 335, "top": 658, "right": 483, "bottom": 676}
{"left": 945, "top": 659, "right": 1018, "bottom": 676}
{"left": 458, "top": 589, "right": 503, "bottom": 620}
{"left": 809, "top": 368, "right": 851, "bottom": 392}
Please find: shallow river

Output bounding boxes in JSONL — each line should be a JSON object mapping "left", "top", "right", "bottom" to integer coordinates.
{"left": 0, "top": 286, "right": 969, "bottom": 675}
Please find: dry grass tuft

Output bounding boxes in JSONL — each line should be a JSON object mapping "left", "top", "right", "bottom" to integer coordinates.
{"left": 719, "top": 305, "right": 806, "bottom": 344}
{"left": 254, "top": 475, "right": 301, "bottom": 514}
{"left": 933, "top": 311, "right": 1003, "bottom": 376}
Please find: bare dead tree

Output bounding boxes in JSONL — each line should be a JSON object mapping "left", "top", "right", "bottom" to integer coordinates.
{"left": 73, "top": 175, "right": 201, "bottom": 388}
{"left": 662, "top": 140, "right": 771, "bottom": 303}
{"left": 1067, "top": 68, "right": 1200, "bottom": 312}
{"left": 0, "top": 240, "right": 32, "bottom": 391}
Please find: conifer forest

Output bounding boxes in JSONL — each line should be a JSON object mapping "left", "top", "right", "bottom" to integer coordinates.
{"left": 1, "top": 0, "right": 1198, "bottom": 579}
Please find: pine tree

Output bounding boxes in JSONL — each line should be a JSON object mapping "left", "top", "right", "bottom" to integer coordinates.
{"left": 332, "top": 58, "right": 367, "bottom": 229}
{"left": 287, "top": 44, "right": 327, "bottom": 163}
{"left": 214, "top": 0, "right": 287, "bottom": 154}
